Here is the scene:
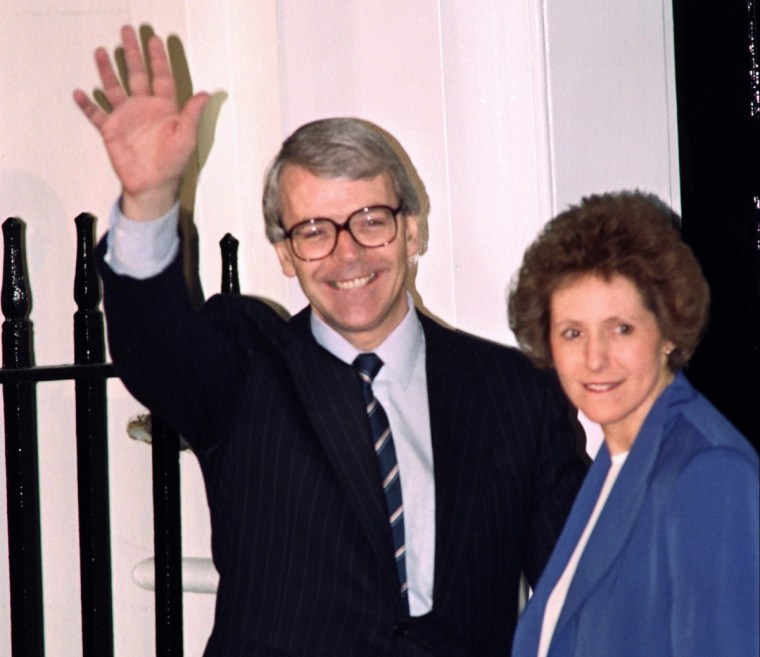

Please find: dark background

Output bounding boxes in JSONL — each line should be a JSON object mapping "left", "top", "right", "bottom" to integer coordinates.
{"left": 672, "top": 0, "right": 760, "bottom": 451}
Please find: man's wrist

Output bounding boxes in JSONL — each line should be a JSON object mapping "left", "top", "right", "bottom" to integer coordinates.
{"left": 105, "top": 199, "right": 180, "bottom": 278}
{"left": 121, "top": 184, "right": 179, "bottom": 221}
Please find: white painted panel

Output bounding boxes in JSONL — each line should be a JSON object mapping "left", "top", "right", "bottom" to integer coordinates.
{"left": 545, "top": 0, "right": 680, "bottom": 212}
{"left": 438, "top": 0, "right": 553, "bottom": 343}
{"left": 183, "top": 0, "right": 286, "bottom": 303}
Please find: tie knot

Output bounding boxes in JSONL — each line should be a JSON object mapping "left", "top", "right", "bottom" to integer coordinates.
{"left": 353, "top": 352, "right": 384, "bottom": 382}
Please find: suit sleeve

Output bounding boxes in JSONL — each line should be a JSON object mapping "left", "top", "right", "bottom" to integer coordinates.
{"left": 525, "top": 370, "right": 588, "bottom": 586}
{"left": 668, "top": 448, "right": 760, "bottom": 657}
{"left": 96, "top": 237, "right": 251, "bottom": 451}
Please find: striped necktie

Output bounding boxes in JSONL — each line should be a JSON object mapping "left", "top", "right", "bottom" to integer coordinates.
{"left": 353, "top": 353, "right": 409, "bottom": 613}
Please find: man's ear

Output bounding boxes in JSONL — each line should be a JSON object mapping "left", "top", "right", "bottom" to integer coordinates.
{"left": 274, "top": 241, "right": 297, "bottom": 277}
{"left": 404, "top": 214, "right": 420, "bottom": 258}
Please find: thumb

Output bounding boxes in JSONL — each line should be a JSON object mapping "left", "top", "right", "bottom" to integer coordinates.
{"left": 179, "top": 92, "right": 212, "bottom": 138}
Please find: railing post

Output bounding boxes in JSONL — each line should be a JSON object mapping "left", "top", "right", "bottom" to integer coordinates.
{"left": 152, "top": 415, "right": 183, "bottom": 657}
{"left": 2, "top": 217, "right": 45, "bottom": 657}
{"left": 73, "top": 213, "right": 114, "bottom": 657}
{"left": 220, "top": 234, "right": 240, "bottom": 295}
{"left": 151, "top": 231, "right": 240, "bottom": 656}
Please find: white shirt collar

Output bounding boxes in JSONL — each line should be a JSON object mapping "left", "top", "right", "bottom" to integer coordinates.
{"left": 310, "top": 293, "right": 422, "bottom": 388}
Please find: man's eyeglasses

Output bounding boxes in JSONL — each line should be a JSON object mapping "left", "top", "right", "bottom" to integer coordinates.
{"left": 282, "top": 204, "right": 402, "bottom": 261}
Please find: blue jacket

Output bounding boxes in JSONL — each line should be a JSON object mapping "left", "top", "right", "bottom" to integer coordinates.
{"left": 512, "top": 372, "right": 759, "bottom": 657}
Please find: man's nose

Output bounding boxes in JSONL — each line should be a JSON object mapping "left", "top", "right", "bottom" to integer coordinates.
{"left": 332, "top": 225, "right": 362, "bottom": 261}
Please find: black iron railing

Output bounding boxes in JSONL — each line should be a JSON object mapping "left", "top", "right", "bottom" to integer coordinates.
{"left": 1, "top": 214, "right": 239, "bottom": 657}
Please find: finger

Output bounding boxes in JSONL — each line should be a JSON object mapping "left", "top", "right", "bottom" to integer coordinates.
{"left": 121, "top": 25, "right": 150, "bottom": 96}
{"left": 72, "top": 89, "right": 109, "bottom": 129}
{"left": 147, "top": 35, "right": 177, "bottom": 103}
{"left": 95, "top": 46, "right": 127, "bottom": 107}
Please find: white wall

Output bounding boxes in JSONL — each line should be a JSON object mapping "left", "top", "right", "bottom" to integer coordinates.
{"left": 0, "top": 0, "right": 678, "bottom": 654}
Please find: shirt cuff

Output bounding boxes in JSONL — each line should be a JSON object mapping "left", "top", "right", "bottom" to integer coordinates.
{"left": 103, "top": 199, "right": 180, "bottom": 279}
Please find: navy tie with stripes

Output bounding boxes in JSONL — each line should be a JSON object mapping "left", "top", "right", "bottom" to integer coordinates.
{"left": 353, "top": 352, "right": 409, "bottom": 613}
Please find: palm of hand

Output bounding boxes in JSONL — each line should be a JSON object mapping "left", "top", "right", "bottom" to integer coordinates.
{"left": 100, "top": 95, "right": 190, "bottom": 198}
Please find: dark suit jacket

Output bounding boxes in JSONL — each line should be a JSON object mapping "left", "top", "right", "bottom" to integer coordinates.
{"left": 97, "top": 247, "right": 587, "bottom": 657}
{"left": 511, "top": 373, "right": 759, "bottom": 657}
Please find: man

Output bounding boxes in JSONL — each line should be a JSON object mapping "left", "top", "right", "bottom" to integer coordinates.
{"left": 75, "top": 26, "right": 586, "bottom": 657}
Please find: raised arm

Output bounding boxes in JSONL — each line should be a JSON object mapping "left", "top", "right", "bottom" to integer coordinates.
{"left": 73, "top": 25, "right": 210, "bottom": 220}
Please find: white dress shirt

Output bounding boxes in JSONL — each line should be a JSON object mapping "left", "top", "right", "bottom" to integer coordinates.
{"left": 311, "top": 295, "right": 435, "bottom": 616}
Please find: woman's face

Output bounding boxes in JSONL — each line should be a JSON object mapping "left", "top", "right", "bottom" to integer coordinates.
{"left": 549, "top": 273, "right": 674, "bottom": 453}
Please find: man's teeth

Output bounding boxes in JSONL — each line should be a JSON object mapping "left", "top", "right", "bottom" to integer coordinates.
{"left": 332, "top": 273, "right": 376, "bottom": 289}
{"left": 585, "top": 382, "right": 616, "bottom": 392}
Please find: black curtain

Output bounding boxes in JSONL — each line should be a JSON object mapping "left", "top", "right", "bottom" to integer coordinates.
{"left": 672, "top": 0, "right": 760, "bottom": 450}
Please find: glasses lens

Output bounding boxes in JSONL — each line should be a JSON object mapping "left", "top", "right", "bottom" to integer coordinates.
{"left": 290, "top": 219, "right": 336, "bottom": 260}
{"left": 348, "top": 207, "right": 397, "bottom": 247}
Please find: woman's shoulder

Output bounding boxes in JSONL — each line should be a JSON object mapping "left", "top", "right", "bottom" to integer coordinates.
{"left": 666, "top": 373, "right": 758, "bottom": 468}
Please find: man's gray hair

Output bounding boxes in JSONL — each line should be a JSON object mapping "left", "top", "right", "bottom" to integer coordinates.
{"left": 262, "top": 118, "right": 425, "bottom": 245}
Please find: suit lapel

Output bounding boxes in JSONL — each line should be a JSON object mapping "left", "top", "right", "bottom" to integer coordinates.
{"left": 419, "top": 314, "right": 489, "bottom": 600}
{"left": 510, "top": 448, "right": 610, "bottom": 656}
{"left": 551, "top": 380, "right": 675, "bottom": 643}
{"left": 282, "top": 308, "right": 398, "bottom": 582}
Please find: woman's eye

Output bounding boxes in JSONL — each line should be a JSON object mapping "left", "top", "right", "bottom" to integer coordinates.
{"left": 561, "top": 328, "right": 580, "bottom": 339}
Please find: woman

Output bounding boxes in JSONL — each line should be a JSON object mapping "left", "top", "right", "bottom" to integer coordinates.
{"left": 508, "top": 191, "right": 759, "bottom": 657}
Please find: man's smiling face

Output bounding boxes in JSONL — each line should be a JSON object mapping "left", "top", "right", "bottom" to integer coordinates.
{"left": 274, "top": 164, "right": 419, "bottom": 351}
